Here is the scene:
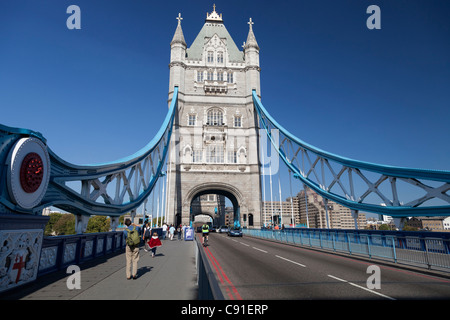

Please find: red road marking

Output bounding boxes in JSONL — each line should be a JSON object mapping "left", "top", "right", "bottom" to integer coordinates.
{"left": 204, "top": 245, "right": 234, "bottom": 299}
{"left": 199, "top": 234, "right": 242, "bottom": 300}
{"left": 205, "top": 245, "right": 242, "bottom": 300}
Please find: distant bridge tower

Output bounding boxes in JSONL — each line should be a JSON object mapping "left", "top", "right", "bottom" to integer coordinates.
{"left": 166, "top": 7, "right": 262, "bottom": 227}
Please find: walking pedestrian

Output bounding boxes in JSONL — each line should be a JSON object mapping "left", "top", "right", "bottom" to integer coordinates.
{"left": 182, "top": 224, "right": 187, "bottom": 240}
{"left": 162, "top": 223, "right": 168, "bottom": 240}
{"left": 169, "top": 224, "right": 175, "bottom": 240}
{"left": 148, "top": 232, "right": 162, "bottom": 257}
{"left": 143, "top": 222, "right": 151, "bottom": 252}
{"left": 177, "top": 224, "right": 182, "bottom": 240}
{"left": 123, "top": 218, "right": 141, "bottom": 280}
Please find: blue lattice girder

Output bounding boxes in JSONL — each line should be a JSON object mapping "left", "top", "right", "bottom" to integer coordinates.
{"left": 252, "top": 90, "right": 450, "bottom": 217}
{"left": 0, "top": 87, "right": 178, "bottom": 217}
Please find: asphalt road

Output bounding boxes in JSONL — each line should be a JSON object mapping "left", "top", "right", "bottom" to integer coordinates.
{"left": 202, "top": 232, "right": 450, "bottom": 300}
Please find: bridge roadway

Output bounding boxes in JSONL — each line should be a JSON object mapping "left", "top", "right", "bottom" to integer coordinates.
{"left": 203, "top": 232, "right": 450, "bottom": 300}
{"left": 3, "top": 231, "right": 450, "bottom": 301}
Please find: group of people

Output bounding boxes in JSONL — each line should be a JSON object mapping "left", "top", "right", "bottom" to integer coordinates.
{"left": 161, "top": 223, "right": 188, "bottom": 241}
{"left": 122, "top": 219, "right": 189, "bottom": 280}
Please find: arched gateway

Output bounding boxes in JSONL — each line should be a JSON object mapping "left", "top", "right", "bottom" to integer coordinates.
{"left": 164, "top": 7, "right": 262, "bottom": 228}
{"left": 185, "top": 182, "right": 243, "bottom": 227}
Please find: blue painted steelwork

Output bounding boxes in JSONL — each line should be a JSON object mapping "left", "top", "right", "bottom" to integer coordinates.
{"left": 252, "top": 90, "right": 450, "bottom": 217}
{"left": 0, "top": 124, "right": 46, "bottom": 143}
{"left": 0, "top": 87, "right": 179, "bottom": 217}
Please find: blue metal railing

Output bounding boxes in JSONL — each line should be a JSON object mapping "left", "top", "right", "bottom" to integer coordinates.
{"left": 244, "top": 228, "right": 450, "bottom": 272}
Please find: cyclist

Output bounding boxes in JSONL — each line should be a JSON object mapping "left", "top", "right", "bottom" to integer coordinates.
{"left": 202, "top": 223, "right": 210, "bottom": 246}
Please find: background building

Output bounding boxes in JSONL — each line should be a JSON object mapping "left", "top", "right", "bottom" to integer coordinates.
{"left": 262, "top": 201, "right": 299, "bottom": 227}
{"left": 191, "top": 194, "right": 226, "bottom": 226}
{"left": 262, "top": 187, "right": 367, "bottom": 229}
{"left": 297, "top": 188, "right": 366, "bottom": 229}
{"left": 413, "top": 216, "right": 450, "bottom": 232}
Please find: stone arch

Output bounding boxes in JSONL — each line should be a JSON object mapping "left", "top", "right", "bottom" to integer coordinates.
{"left": 182, "top": 182, "right": 246, "bottom": 227}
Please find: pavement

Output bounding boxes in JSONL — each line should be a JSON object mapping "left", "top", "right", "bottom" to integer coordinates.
{"left": 1, "top": 237, "right": 198, "bottom": 300}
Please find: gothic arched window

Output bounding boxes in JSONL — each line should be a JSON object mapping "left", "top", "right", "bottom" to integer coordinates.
{"left": 207, "top": 70, "right": 214, "bottom": 81}
{"left": 207, "top": 51, "right": 214, "bottom": 63}
{"left": 217, "top": 52, "right": 224, "bottom": 63}
{"left": 206, "top": 108, "right": 224, "bottom": 126}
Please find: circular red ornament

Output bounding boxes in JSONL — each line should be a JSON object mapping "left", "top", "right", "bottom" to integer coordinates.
{"left": 19, "top": 152, "right": 44, "bottom": 193}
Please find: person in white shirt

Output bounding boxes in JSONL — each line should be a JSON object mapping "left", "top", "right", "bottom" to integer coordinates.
{"left": 182, "top": 224, "right": 187, "bottom": 240}
{"left": 162, "top": 223, "right": 168, "bottom": 240}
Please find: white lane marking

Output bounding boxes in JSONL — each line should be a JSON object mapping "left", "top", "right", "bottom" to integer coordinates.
{"left": 327, "top": 275, "right": 347, "bottom": 282}
{"left": 275, "top": 255, "right": 306, "bottom": 268}
{"left": 240, "top": 242, "right": 250, "bottom": 246}
{"left": 327, "top": 275, "right": 396, "bottom": 300}
{"left": 252, "top": 247, "right": 268, "bottom": 253}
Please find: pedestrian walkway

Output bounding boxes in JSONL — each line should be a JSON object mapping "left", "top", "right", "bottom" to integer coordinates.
{"left": 1, "top": 238, "right": 198, "bottom": 300}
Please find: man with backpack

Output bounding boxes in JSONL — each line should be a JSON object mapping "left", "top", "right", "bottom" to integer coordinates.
{"left": 123, "top": 218, "right": 141, "bottom": 280}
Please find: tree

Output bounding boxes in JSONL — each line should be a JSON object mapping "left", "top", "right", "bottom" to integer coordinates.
{"left": 152, "top": 217, "right": 165, "bottom": 227}
{"left": 53, "top": 214, "right": 75, "bottom": 235}
{"left": 402, "top": 225, "right": 418, "bottom": 231}
{"left": 86, "top": 215, "right": 111, "bottom": 233}
{"left": 45, "top": 212, "right": 63, "bottom": 236}
{"left": 378, "top": 224, "right": 391, "bottom": 231}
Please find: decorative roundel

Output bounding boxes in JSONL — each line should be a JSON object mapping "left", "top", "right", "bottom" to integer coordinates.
{"left": 7, "top": 137, "right": 50, "bottom": 210}
{"left": 20, "top": 152, "right": 44, "bottom": 193}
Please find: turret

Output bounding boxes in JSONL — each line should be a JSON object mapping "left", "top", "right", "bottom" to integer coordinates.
{"left": 169, "top": 13, "right": 187, "bottom": 94}
{"left": 244, "top": 18, "right": 260, "bottom": 96}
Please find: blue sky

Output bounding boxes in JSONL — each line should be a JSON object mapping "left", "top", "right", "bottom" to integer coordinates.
{"left": 1, "top": 1, "right": 449, "bottom": 217}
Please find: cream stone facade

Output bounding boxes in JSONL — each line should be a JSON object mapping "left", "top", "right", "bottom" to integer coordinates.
{"left": 165, "top": 7, "right": 262, "bottom": 227}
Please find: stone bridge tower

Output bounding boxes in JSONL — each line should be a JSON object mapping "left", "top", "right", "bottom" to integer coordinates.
{"left": 166, "top": 6, "right": 262, "bottom": 228}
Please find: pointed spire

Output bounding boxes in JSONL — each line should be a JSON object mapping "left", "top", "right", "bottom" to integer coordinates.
{"left": 244, "top": 18, "right": 259, "bottom": 50}
{"left": 171, "top": 13, "right": 186, "bottom": 47}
